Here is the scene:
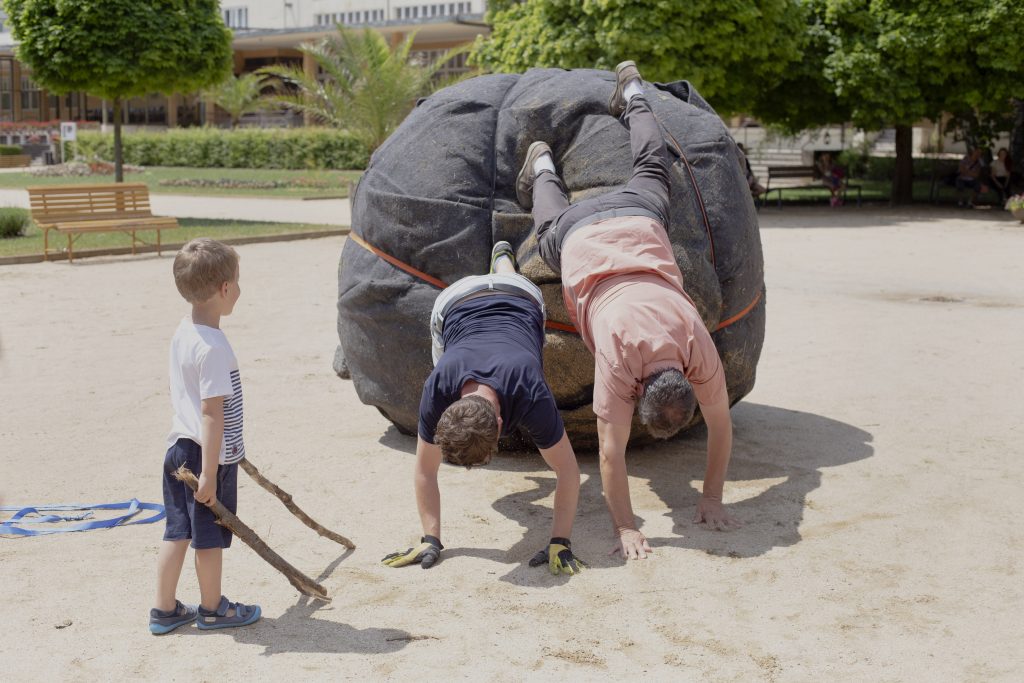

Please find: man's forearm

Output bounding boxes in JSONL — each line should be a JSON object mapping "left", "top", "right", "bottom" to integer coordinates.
{"left": 596, "top": 420, "right": 637, "bottom": 532}
{"left": 701, "top": 405, "right": 733, "bottom": 500}
{"left": 600, "top": 450, "right": 636, "bottom": 531}
{"left": 550, "top": 463, "right": 579, "bottom": 540}
{"left": 414, "top": 468, "right": 441, "bottom": 539}
{"left": 538, "top": 433, "right": 580, "bottom": 540}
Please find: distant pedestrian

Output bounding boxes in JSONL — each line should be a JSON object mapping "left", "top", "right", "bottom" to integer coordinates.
{"left": 991, "top": 148, "right": 1012, "bottom": 203}
{"left": 956, "top": 148, "right": 985, "bottom": 208}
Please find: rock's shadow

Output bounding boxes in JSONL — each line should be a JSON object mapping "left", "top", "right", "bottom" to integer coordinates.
{"left": 638, "top": 402, "right": 874, "bottom": 558}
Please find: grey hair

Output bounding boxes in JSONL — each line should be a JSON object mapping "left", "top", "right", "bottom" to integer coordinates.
{"left": 638, "top": 368, "right": 696, "bottom": 439}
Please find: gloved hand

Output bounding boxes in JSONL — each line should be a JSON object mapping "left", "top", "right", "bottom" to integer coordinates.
{"left": 381, "top": 535, "right": 443, "bottom": 569}
{"left": 528, "top": 537, "right": 586, "bottom": 575}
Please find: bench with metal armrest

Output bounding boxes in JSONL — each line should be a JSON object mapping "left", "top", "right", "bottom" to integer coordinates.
{"left": 762, "top": 165, "right": 862, "bottom": 208}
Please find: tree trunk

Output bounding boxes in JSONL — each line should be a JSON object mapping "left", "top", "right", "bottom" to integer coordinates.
{"left": 892, "top": 124, "right": 914, "bottom": 205}
{"left": 113, "top": 97, "right": 123, "bottom": 183}
{"left": 1011, "top": 98, "right": 1024, "bottom": 175}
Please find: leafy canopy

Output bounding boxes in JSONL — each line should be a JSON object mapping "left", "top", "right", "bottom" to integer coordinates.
{"left": 819, "top": 0, "right": 1024, "bottom": 130}
{"left": 753, "top": 0, "right": 1024, "bottom": 133}
{"left": 472, "top": 0, "right": 807, "bottom": 115}
{"left": 3, "top": 0, "right": 233, "bottom": 99}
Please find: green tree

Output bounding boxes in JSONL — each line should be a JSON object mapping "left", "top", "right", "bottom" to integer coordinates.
{"left": 472, "top": 0, "right": 807, "bottom": 115}
{"left": 754, "top": 0, "right": 1024, "bottom": 203}
{"left": 260, "top": 27, "right": 471, "bottom": 152}
{"left": 4, "top": 0, "right": 232, "bottom": 181}
{"left": 206, "top": 73, "right": 266, "bottom": 129}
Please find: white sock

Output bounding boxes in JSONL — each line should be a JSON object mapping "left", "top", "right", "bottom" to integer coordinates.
{"left": 624, "top": 79, "right": 643, "bottom": 102}
{"left": 532, "top": 152, "right": 555, "bottom": 176}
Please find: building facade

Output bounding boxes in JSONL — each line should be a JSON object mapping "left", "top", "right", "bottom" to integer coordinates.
{"left": 0, "top": 1, "right": 489, "bottom": 134}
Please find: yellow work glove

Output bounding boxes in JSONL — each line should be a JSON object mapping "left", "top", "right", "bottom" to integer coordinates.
{"left": 381, "top": 535, "right": 443, "bottom": 569}
{"left": 528, "top": 537, "right": 586, "bottom": 575}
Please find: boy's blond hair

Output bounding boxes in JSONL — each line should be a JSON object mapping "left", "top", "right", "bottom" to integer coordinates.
{"left": 173, "top": 238, "right": 239, "bottom": 303}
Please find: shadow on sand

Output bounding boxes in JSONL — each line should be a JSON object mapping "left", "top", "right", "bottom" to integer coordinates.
{"left": 376, "top": 402, "right": 873, "bottom": 581}
{"left": 176, "top": 548, "right": 417, "bottom": 655}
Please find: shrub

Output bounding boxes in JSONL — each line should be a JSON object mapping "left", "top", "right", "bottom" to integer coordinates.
{"left": 0, "top": 207, "right": 30, "bottom": 238}
{"left": 69, "top": 127, "right": 370, "bottom": 170}
{"left": 836, "top": 153, "right": 962, "bottom": 181}
{"left": 0, "top": 144, "right": 22, "bottom": 155}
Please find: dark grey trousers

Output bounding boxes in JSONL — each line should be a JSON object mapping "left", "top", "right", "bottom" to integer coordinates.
{"left": 534, "top": 95, "right": 672, "bottom": 274}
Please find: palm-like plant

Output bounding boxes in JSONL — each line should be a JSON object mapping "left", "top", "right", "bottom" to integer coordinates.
{"left": 206, "top": 73, "right": 266, "bottom": 129}
{"left": 260, "top": 28, "right": 473, "bottom": 151}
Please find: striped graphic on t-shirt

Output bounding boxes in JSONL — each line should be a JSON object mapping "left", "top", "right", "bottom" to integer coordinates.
{"left": 223, "top": 369, "right": 245, "bottom": 464}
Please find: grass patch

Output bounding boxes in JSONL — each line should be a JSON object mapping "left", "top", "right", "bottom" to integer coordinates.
{"left": 0, "top": 217, "right": 343, "bottom": 258}
{"left": 766, "top": 179, "right": 1005, "bottom": 206}
{"left": 0, "top": 166, "right": 363, "bottom": 199}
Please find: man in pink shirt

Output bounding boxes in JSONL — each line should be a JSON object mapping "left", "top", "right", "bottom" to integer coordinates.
{"left": 516, "top": 61, "right": 741, "bottom": 560}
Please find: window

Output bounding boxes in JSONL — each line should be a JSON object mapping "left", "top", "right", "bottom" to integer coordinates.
{"left": 0, "top": 59, "right": 12, "bottom": 121}
{"left": 20, "top": 73, "right": 40, "bottom": 118}
{"left": 412, "top": 50, "right": 471, "bottom": 79}
{"left": 223, "top": 7, "right": 248, "bottom": 29}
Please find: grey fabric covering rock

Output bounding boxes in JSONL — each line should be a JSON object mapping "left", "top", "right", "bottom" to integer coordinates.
{"left": 337, "top": 68, "right": 765, "bottom": 450}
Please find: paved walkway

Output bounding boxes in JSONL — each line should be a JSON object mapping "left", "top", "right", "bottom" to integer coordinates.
{"left": 0, "top": 188, "right": 351, "bottom": 226}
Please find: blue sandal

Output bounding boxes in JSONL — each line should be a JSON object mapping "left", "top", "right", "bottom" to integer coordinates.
{"left": 197, "top": 595, "right": 261, "bottom": 630}
{"left": 149, "top": 600, "right": 198, "bottom": 635}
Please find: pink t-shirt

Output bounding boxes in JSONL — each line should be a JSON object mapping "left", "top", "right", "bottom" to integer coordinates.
{"left": 561, "top": 216, "right": 727, "bottom": 425}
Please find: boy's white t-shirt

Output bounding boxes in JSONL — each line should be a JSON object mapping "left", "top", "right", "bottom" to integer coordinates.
{"left": 167, "top": 317, "right": 246, "bottom": 465}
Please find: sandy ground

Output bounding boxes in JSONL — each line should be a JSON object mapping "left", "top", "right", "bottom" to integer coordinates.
{"left": 1, "top": 206, "right": 1022, "bottom": 681}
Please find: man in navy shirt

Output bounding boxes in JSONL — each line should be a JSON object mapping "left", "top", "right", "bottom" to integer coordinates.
{"left": 382, "top": 242, "right": 586, "bottom": 575}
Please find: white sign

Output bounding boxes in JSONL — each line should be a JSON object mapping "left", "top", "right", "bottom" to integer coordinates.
{"left": 60, "top": 121, "right": 77, "bottom": 142}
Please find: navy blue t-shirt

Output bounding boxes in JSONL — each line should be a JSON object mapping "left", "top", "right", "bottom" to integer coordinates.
{"left": 418, "top": 295, "right": 564, "bottom": 449}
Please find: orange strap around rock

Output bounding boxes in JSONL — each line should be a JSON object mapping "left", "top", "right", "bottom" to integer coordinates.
{"left": 346, "top": 231, "right": 759, "bottom": 335}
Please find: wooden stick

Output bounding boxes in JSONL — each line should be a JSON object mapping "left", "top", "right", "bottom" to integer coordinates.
{"left": 239, "top": 458, "right": 355, "bottom": 550}
{"left": 173, "top": 465, "right": 330, "bottom": 602}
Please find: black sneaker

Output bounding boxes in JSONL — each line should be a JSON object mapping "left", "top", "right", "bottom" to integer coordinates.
{"left": 490, "top": 240, "right": 516, "bottom": 273}
{"left": 516, "top": 141, "right": 553, "bottom": 210}
{"left": 609, "top": 60, "right": 642, "bottom": 118}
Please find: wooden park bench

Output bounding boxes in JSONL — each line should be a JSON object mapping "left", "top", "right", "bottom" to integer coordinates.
{"left": 762, "top": 165, "right": 862, "bottom": 208}
{"left": 27, "top": 183, "right": 179, "bottom": 262}
{"left": 0, "top": 154, "right": 31, "bottom": 168}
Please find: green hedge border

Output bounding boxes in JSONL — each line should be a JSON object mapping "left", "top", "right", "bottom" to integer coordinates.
{"left": 69, "top": 127, "right": 370, "bottom": 170}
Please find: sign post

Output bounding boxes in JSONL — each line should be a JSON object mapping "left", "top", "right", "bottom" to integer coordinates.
{"left": 59, "top": 121, "right": 77, "bottom": 164}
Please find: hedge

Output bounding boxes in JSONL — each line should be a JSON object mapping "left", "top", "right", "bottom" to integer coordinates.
{"left": 836, "top": 151, "right": 960, "bottom": 181}
{"left": 0, "top": 144, "right": 22, "bottom": 155}
{"left": 0, "top": 207, "right": 30, "bottom": 238}
{"left": 69, "top": 127, "right": 370, "bottom": 170}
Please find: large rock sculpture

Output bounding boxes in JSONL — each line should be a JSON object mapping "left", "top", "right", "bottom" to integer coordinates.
{"left": 336, "top": 68, "right": 765, "bottom": 450}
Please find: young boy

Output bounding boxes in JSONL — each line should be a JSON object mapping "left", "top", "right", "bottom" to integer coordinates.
{"left": 150, "top": 238, "right": 261, "bottom": 634}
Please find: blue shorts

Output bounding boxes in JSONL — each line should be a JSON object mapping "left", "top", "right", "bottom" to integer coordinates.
{"left": 162, "top": 438, "right": 237, "bottom": 549}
